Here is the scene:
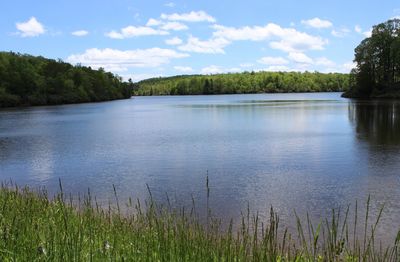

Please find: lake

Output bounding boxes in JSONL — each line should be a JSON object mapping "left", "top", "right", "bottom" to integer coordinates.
{"left": 1, "top": 92, "right": 399, "bottom": 240}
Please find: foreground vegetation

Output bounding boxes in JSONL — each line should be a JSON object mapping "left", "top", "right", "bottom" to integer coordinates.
{"left": 343, "top": 19, "right": 400, "bottom": 98}
{"left": 135, "top": 72, "right": 350, "bottom": 96}
{"left": 0, "top": 52, "right": 133, "bottom": 107}
{"left": 0, "top": 182, "right": 399, "bottom": 261}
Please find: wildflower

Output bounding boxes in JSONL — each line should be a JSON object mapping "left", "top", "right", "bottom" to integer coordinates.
{"left": 103, "top": 240, "right": 111, "bottom": 251}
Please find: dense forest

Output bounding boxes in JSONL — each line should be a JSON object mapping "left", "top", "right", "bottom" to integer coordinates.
{"left": 343, "top": 19, "right": 400, "bottom": 98}
{"left": 135, "top": 71, "right": 350, "bottom": 96}
{"left": 0, "top": 52, "right": 133, "bottom": 107}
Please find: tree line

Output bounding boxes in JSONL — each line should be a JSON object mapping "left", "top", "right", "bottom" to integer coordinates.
{"left": 343, "top": 18, "right": 400, "bottom": 98}
{"left": 0, "top": 52, "right": 133, "bottom": 107}
{"left": 135, "top": 71, "right": 350, "bottom": 96}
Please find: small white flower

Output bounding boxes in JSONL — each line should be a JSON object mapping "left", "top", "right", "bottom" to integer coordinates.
{"left": 103, "top": 241, "right": 111, "bottom": 251}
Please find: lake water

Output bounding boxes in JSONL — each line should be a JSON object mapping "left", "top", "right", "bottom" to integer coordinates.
{"left": 1, "top": 92, "right": 400, "bottom": 240}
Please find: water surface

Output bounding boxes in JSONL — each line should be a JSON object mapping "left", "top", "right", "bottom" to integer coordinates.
{"left": 1, "top": 93, "right": 399, "bottom": 239}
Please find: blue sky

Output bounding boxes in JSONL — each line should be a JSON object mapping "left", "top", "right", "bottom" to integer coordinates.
{"left": 1, "top": 0, "right": 399, "bottom": 81}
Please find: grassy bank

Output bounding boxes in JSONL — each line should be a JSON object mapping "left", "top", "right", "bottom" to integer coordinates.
{"left": 0, "top": 182, "right": 399, "bottom": 261}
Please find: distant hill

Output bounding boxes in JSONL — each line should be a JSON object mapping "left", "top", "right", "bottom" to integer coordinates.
{"left": 135, "top": 71, "right": 350, "bottom": 96}
{"left": 0, "top": 52, "right": 133, "bottom": 107}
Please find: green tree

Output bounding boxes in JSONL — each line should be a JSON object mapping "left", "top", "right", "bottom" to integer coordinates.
{"left": 343, "top": 19, "right": 400, "bottom": 98}
{"left": 0, "top": 52, "right": 133, "bottom": 107}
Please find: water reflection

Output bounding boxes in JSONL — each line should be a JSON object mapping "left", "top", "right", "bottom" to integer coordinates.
{"left": 1, "top": 94, "right": 400, "bottom": 243}
{"left": 349, "top": 100, "right": 400, "bottom": 145}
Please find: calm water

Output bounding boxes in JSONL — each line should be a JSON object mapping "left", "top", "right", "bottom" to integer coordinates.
{"left": 1, "top": 93, "right": 400, "bottom": 239}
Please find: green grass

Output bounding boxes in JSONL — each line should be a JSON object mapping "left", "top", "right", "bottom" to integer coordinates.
{"left": 0, "top": 180, "right": 399, "bottom": 261}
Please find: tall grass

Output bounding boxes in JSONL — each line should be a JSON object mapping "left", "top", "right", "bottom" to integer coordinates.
{"left": 0, "top": 179, "right": 399, "bottom": 261}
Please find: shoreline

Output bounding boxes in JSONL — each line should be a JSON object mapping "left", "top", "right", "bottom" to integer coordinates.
{"left": 0, "top": 96, "right": 133, "bottom": 110}
{"left": 0, "top": 184, "right": 398, "bottom": 260}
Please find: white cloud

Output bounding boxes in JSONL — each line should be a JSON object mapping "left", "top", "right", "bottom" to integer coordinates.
{"left": 165, "top": 37, "right": 183, "bottom": 45}
{"left": 315, "top": 57, "right": 336, "bottom": 67}
{"left": 331, "top": 27, "right": 351, "bottom": 38}
{"left": 342, "top": 61, "right": 356, "bottom": 72}
{"left": 66, "top": 48, "right": 189, "bottom": 72}
{"left": 147, "top": 18, "right": 188, "bottom": 31}
{"left": 240, "top": 63, "right": 254, "bottom": 68}
{"left": 212, "top": 23, "right": 328, "bottom": 53}
{"left": 288, "top": 52, "right": 313, "bottom": 64}
{"left": 331, "top": 30, "right": 342, "bottom": 37}
{"left": 354, "top": 25, "right": 372, "bottom": 37}
{"left": 301, "top": 18, "right": 333, "bottom": 29}
{"left": 105, "top": 26, "right": 169, "bottom": 39}
{"left": 257, "top": 56, "right": 288, "bottom": 65}
{"left": 201, "top": 65, "right": 223, "bottom": 74}
{"left": 255, "top": 58, "right": 353, "bottom": 74}
{"left": 161, "top": 11, "right": 216, "bottom": 23}
{"left": 212, "top": 24, "right": 277, "bottom": 41}
{"left": 200, "top": 65, "right": 240, "bottom": 74}
{"left": 354, "top": 25, "right": 362, "bottom": 33}
{"left": 197, "top": 60, "right": 351, "bottom": 75}
{"left": 16, "top": 17, "right": 45, "bottom": 37}
{"left": 290, "top": 64, "right": 311, "bottom": 72}
{"left": 262, "top": 65, "right": 290, "bottom": 72}
{"left": 160, "top": 21, "right": 188, "bottom": 31}
{"left": 171, "top": 22, "right": 327, "bottom": 55}
{"left": 321, "top": 61, "right": 356, "bottom": 74}
{"left": 363, "top": 28, "right": 372, "bottom": 37}
{"left": 269, "top": 38, "right": 326, "bottom": 53}
{"left": 71, "top": 30, "right": 89, "bottom": 36}
{"left": 228, "top": 67, "right": 241, "bottom": 73}
{"left": 174, "top": 66, "right": 193, "bottom": 72}
{"left": 146, "top": 18, "right": 163, "bottom": 27}
{"left": 285, "top": 53, "right": 335, "bottom": 68}
{"left": 164, "top": 2, "right": 175, "bottom": 8}
{"left": 178, "top": 36, "right": 230, "bottom": 54}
